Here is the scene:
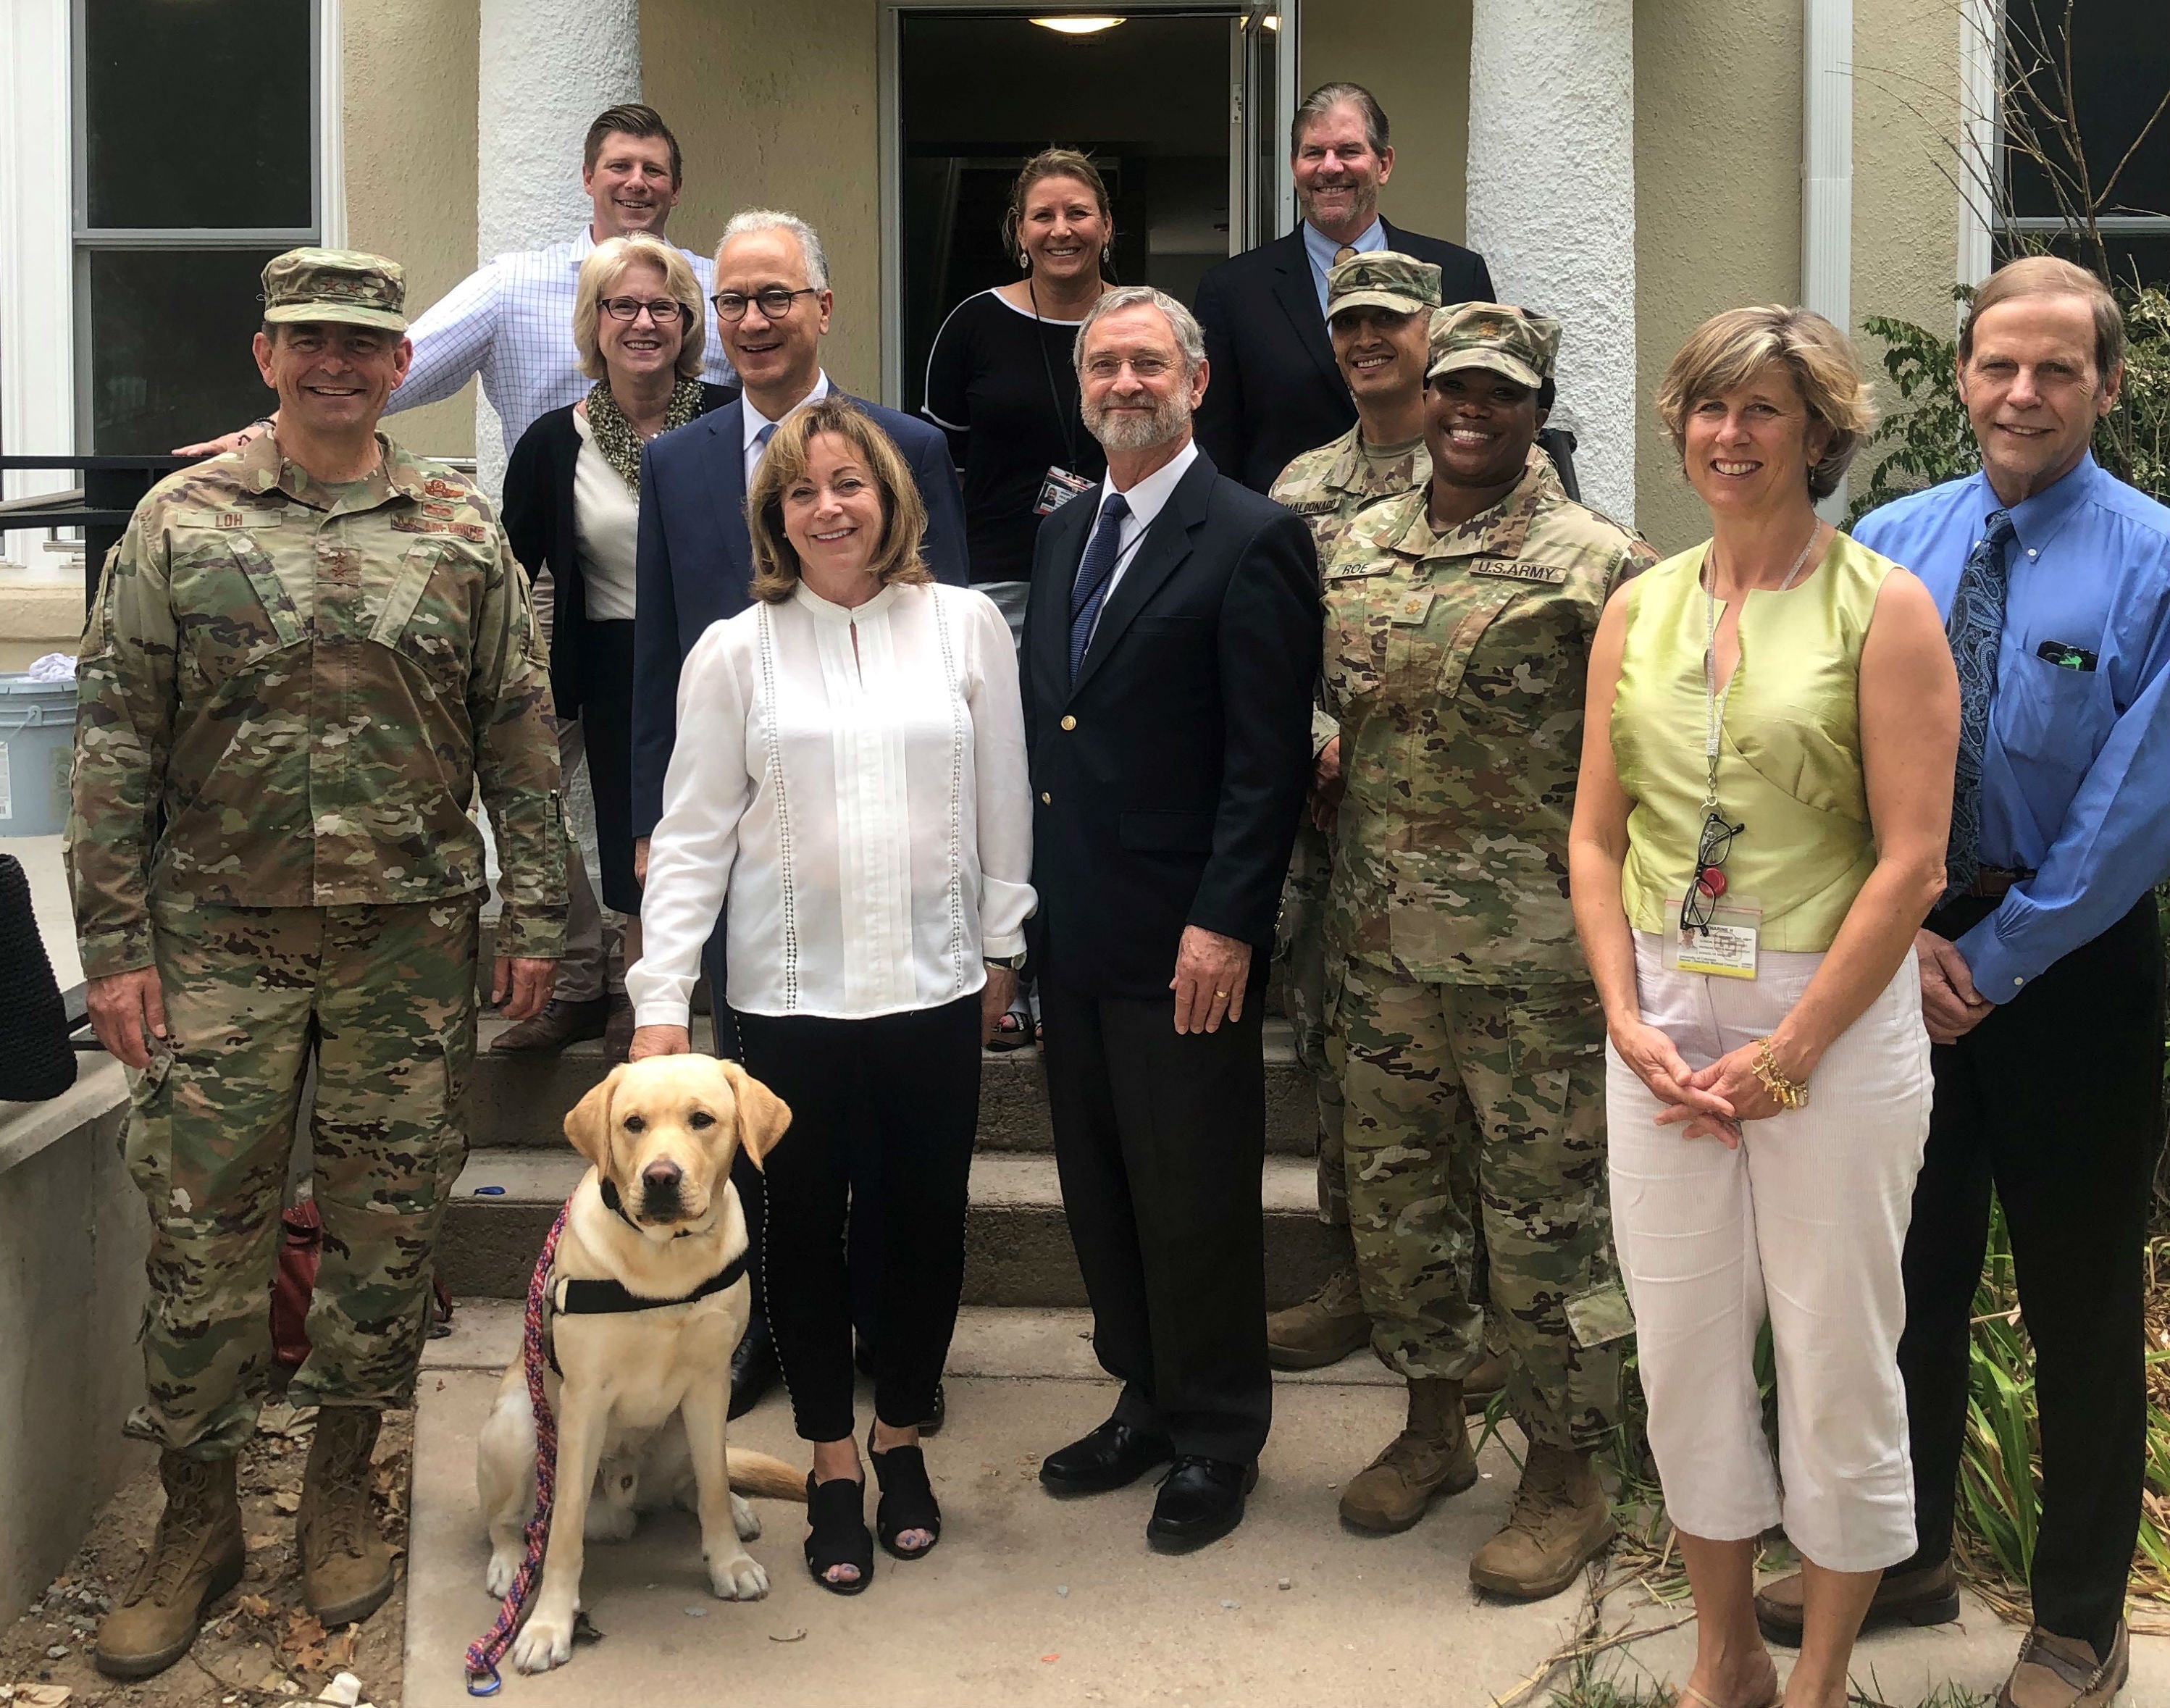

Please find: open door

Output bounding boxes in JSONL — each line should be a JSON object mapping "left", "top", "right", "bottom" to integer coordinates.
{"left": 1232, "top": 4, "right": 1297, "bottom": 254}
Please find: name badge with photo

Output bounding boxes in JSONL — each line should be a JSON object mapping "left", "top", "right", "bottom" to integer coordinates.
{"left": 1035, "top": 466, "right": 1096, "bottom": 517}
{"left": 1662, "top": 895, "right": 1763, "bottom": 979}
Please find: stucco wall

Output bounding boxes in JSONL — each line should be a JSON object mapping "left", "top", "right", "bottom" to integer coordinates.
{"left": 343, "top": 0, "right": 481, "bottom": 459}
{"left": 1631, "top": 0, "right": 1804, "bottom": 553}
{"left": 1300, "top": 0, "right": 1473, "bottom": 247}
{"left": 644, "top": 0, "right": 884, "bottom": 398}
{"left": 1853, "top": 1, "right": 1966, "bottom": 379}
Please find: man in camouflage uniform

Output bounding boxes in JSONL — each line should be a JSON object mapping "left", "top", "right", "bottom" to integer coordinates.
{"left": 1263, "top": 252, "right": 1435, "bottom": 1368}
{"left": 70, "top": 249, "right": 566, "bottom": 1678}
{"left": 1322, "top": 303, "right": 1652, "bottom": 1599}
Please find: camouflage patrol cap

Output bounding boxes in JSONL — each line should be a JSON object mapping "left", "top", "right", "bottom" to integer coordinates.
{"left": 260, "top": 248, "right": 409, "bottom": 332}
{"left": 1425, "top": 302, "right": 1562, "bottom": 389}
{"left": 1327, "top": 251, "right": 1444, "bottom": 322}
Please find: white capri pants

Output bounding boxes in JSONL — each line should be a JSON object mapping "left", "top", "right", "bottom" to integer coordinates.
{"left": 1606, "top": 936, "right": 1931, "bottom": 1571}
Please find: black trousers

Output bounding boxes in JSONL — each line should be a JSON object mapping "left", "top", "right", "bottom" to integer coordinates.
{"left": 1041, "top": 976, "right": 1272, "bottom": 1464}
{"left": 1894, "top": 893, "right": 2165, "bottom": 1649}
{"left": 735, "top": 995, "right": 981, "bottom": 1443}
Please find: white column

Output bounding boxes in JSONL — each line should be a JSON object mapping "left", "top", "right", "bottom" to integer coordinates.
{"left": 1465, "top": 0, "right": 1637, "bottom": 522}
{"left": 473, "top": 0, "right": 640, "bottom": 495}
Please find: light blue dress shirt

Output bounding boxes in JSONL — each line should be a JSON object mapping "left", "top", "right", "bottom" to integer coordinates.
{"left": 1302, "top": 217, "right": 1387, "bottom": 317}
{"left": 1852, "top": 452, "right": 2170, "bottom": 1002}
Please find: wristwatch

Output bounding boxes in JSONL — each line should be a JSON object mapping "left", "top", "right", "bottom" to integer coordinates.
{"left": 984, "top": 951, "right": 1029, "bottom": 971}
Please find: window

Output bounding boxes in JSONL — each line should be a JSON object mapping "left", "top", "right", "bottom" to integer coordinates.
{"left": 1998, "top": 0, "right": 2170, "bottom": 287}
{"left": 74, "top": 0, "right": 320, "bottom": 453}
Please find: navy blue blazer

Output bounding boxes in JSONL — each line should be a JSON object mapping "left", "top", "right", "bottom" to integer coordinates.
{"left": 629, "top": 390, "right": 969, "bottom": 839}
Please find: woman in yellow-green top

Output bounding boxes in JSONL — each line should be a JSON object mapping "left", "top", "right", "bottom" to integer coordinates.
{"left": 1569, "top": 306, "right": 1959, "bottom": 1708}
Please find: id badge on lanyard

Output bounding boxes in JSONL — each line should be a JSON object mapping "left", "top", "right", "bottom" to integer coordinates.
{"left": 1036, "top": 466, "right": 1095, "bottom": 516}
{"left": 1664, "top": 896, "right": 1762, "bottom": 978}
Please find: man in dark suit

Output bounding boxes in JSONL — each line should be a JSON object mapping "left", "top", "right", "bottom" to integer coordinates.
{"left": 1026, "top": 286, "right": 1319, "bottom": 1552}
{"left": 1192, "top": 81, "right": 1495, "bottom": 493}
{"left": 629, "top": 208, "right": 968, "bottom": 1420}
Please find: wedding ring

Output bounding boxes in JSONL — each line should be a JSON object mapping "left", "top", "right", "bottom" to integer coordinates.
{"left": 1214, "top": 990, "right": 1230, "bottom": 1000}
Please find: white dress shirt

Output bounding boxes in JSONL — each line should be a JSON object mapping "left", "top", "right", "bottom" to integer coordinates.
{"left": 628, "top": 579, "right": 1036, "bottom": 1024}
{"left": 742, "top": 370, "right": 834, "bottom": 487}
{"left": 388, "top": 225, "right": 737, "bottom": 445}
{"left": 1084, "top": 437, "right": 1199, "bottom": 638}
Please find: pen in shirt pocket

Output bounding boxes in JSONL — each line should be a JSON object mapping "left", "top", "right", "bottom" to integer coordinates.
{"left": 2035, "top": 640, "right": 2098, "bottom": 671}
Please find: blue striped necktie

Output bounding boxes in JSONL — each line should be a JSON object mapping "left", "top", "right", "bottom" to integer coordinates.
{"left": 1944, "top": 508, "right": 2016, "bottom": 894}
{"left": 1068, "top": 493, "right": 1131, "bottom": 684}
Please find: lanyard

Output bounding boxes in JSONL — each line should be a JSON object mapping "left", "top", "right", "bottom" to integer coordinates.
{"left": 1700, "top": 527, "right": 1820, "bottom": 810}
{"left": 1029, "top": 278, "right": 1088, "bottom": 475}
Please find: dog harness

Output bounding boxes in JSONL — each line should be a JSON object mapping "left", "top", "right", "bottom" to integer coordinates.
{"left": 541, "top": 1180, "right": 751, "bottom": 1370}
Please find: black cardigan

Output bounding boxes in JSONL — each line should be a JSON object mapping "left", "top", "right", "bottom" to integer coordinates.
{"left": 502, "top": 380, "right": 736, "bottom": 719}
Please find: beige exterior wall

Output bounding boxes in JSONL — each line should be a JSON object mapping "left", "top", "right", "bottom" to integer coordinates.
{"left": 1301, "top": 0, "right": 1473, "bottom": 247}
{"left": 645, "top": 0, "right": 884, "bottom": 398}
{"left": 1853, "top": 0, "right": 1966, "bottom": 379}
{"left": 344, "top": 0, "right": 481, "bottom": 459}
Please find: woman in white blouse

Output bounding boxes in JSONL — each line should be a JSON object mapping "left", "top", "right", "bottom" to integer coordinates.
{"left": 627, "top": 396, "right": 1035, "bottom": 1595}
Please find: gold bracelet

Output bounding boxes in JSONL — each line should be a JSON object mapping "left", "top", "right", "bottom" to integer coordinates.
{"left": 1750, "top": 1037, "right": 1809, "bottom": 1111}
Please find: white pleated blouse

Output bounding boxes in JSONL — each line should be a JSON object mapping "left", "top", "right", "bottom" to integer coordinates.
{"left": 627, "top": 579, "right": 1036, "bottom": 1025}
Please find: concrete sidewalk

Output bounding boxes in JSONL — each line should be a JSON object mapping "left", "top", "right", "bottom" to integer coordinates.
{"left": 403, "top": 1308, "right": 2170, "bottom": 1708}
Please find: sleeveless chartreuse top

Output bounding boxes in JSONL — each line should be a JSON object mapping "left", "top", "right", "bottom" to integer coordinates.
{"left": 1611, "top": 533, "right": 1896, "bottom": 953}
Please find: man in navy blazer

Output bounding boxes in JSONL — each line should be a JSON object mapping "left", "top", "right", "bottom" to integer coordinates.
{"left": 1192, "top": 82, "right": 1494, "bottom": 493}
{"left": 629, "top": 209, "right": 966, "bottom": 1423}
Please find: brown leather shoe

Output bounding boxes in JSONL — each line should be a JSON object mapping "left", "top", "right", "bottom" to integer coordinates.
{"left": 94, "top": 1453, "right": 245, "bottom": 1680}
{"left": 1468, "top": 1442, "right": 1614, "bottom": 1599}
{"left": 298, "top": 1406, "right": 396, "bottom": 1626}
{"left": 1266, "top": 1265, "right": 1372, "bottom": 1370}
{"left": 2000, "top": 1623, "right": 2129, "bottom": 1708}
{"left": 1754, "top": 1557, "right": 1959, "bottom": 1646}
{"left": 603, "top": 994, "right": 634, "bottom": 1065}
{"left": 490, "top": 995, "right": 609, "bottom": 1053}
{"left": 1339, "top": 1378, "right": 1478, "bottom": 1531}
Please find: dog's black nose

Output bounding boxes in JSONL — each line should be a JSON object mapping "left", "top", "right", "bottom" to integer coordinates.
{"left": 641, "top": 1160, "right": 683, "bottom": 1193}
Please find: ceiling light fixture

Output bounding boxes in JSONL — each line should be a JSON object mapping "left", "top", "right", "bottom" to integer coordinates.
{"left": 1031, "top": 16, "right": 1126, "bottom": 34}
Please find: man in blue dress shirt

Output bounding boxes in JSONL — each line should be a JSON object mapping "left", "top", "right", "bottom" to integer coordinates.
{"left": 1755, "top": 256, "right": 2170, "bottom": 1708}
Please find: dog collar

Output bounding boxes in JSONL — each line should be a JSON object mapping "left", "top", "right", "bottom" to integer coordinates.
{"left": 598, "top": 1175, "right": 705, "bottom": 1240}
{"left": 553, "top": 1251, "right": 748, "bottom": 1318}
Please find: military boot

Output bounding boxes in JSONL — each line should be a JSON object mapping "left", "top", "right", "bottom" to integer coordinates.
{"left": 298, "top": 1406, "right": 396, "bottom": 1625}
{"left": 1338, "top": 1378, "right": 1478, "bottom": 1532}
{"left": 1469, "top": 1441, "right": 1615, "bottom": 1599}
{"left": 1265, "top": 1264, "right": 1372, "bottom": 1370}
{"left": 1463, "top": 1347, "right": 1508, "bottom": 1412}
{"left": 94, "top": 1452, "right": 245, "bottom": 1679}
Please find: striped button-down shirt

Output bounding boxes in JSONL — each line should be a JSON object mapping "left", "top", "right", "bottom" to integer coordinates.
{"left": 385, "top": 226, "right": 737, "bottom": 445}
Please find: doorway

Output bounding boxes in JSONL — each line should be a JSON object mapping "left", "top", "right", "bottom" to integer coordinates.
{"left": 883, "top": 4, "right": 1291, "bottom": 409}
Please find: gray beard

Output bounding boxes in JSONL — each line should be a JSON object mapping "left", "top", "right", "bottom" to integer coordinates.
{"left": 1086, "top": 392, "right": 1191, "bottom": 453}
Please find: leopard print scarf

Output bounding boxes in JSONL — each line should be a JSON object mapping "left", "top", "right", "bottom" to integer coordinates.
{"left": 585, "top": 377, "right": 705, "bottom": 490}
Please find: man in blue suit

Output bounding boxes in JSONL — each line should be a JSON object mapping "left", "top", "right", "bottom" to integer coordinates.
{"left": 631, "top": 207, "right": 968, "bottom": 1418}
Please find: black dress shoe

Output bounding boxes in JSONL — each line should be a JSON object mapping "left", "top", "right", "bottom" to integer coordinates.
{"left": 1039, "top": 1418, "right": 1175, "bottom": 1495}
{"left": 1146, "top": 1457, "right": 1258, "bottom": 1552}
{"left": 729, "top": 1315, "right": 781, "bottom": 1420}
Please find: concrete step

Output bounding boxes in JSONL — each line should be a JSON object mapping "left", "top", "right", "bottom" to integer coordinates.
{"left": 438, "top": 1149, "right": 1339, "bottom": 1310}
{"left": 464, "top": 1013, "right": 1320, "bottom": 1157}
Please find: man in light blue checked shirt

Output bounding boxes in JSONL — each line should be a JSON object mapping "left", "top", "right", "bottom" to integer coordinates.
{"left": 1754, "top": 256, "right": 2169, "bottom": 1708}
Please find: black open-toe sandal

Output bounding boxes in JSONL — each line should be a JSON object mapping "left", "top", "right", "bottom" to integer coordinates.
{"left": 803, "top": 1471, "right": 873, "bottom": 1594}
{"left": 868, "top": 1433, "right": 942, "bottom": 1562}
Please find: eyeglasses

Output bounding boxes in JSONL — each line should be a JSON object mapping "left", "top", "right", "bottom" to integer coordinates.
{"left": 710, "top": 287, "right": 818, "bottom": 322}
{"left": 1679, "top": 813, "right": 1743, "bottom": 935}
{"left": 1081, "top": 354, "right": 1176, "bottom": 382}
{"left": 600, "top": 297, "right": 688, "bottom": 324}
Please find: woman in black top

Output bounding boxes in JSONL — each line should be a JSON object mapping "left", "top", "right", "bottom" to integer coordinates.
{"left": 502, "top": 233, "right": 733, "bottom": 1055}
{"left": 921, "top": 148, "right": 1114, "bottom": 621}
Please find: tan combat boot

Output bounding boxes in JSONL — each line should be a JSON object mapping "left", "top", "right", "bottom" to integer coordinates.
{"left": 94, "top": 1452, "right": 246, "bottom": 1679}
{"left": 1469, "top": 1441, "right": 1615, "bottom": 1599}
{"left": 1266, "top": 1264, "right": 1372, "bottom": 1370}
{"left": 1463, "top": 1347, "right": 1508, "bottom": 1412}
{"left": 1338, "top": 1378, "right": 1478, "bottom": 1532}
{"left": 298, "top": 1406, "right": 396, "bottom": 1625}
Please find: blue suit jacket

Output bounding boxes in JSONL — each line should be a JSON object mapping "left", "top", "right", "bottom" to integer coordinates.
{"left": 629, "top": 391, "right": 968, "bottom": 838}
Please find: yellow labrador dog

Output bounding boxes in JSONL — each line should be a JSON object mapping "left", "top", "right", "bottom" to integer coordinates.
{"left": 476, "top": 1055, "right": 804, "bottom": 1674}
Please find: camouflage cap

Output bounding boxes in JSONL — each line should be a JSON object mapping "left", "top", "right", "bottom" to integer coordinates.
{"left": 260, "top": 248, "right": 409, "bottom": 332}
{"left": 1425, "top": 302, "right": 1562, "bottom": 389}
{"left": 1327, "top": 251, "right": 1444, "bottom": 322}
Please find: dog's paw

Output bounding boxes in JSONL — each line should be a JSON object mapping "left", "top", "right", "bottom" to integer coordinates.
{"left": 707, "top": 1551, "right": 770, "bottom": 1601}
{"left": 732, "top": 1491, "right": 762, "bottom": 1541}
{"left": 509, "top": 1612, "right": 574, "bottom": 1673}
{"left": 484, "top": 1547, "right": 524, "bottom": 1600}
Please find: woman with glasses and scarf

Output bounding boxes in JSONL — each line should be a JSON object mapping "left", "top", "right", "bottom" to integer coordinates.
{"left": 1568, "top": 306, "right": 1958, "bottom": 1708}
{"left": 503, "top": 233, "right": 736, "bottom": 1060}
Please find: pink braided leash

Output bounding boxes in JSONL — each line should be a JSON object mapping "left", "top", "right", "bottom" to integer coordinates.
{"left": 464, "top": 1198, "right": 571, "bottom": 1695}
